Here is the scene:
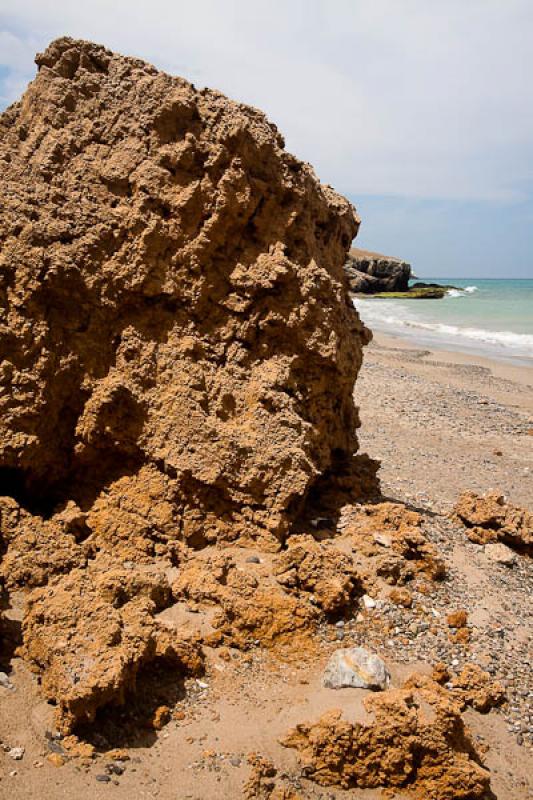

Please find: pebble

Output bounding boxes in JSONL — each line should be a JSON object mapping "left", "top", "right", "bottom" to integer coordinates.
{"left": 362, "top": 594, "right": 377, "bottom": 610}
{"left": 96, "top": 774, "right": 111, "bottom": 782}
{"left": 245, "top": 555, "right": 261, "bottom": 564}
{"left": 8, "top": 747, "right": 25, "bottom": 761}
{"left": 196, "top": 680, "right": 209, "bottom": 689}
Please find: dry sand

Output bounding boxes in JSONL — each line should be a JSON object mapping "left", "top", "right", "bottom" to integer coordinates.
{"left": 356, "top": 332, "right": 533, "bottom": 512}
{"left": 1, "top": 333, "right": 531, "bottom": 800}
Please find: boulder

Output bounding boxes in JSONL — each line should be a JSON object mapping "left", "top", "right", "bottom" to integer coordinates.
{"left": 0, "top": 37, "right": 371, "bottom": 552}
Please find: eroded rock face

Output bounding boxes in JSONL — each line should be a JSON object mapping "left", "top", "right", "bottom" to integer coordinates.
{"left": 0, "top": 36, "right": 369, "bottom": 550}
{"left": 0, "top": 37, "right": 376, "bottom": 732}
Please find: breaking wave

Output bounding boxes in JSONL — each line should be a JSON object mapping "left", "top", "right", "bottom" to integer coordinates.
{"left": 354, "top": 297, "right": 533, "bottom": 360}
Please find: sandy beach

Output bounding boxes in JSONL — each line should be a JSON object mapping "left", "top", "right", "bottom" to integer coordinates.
{"left": 356, "top": 332, "right": 533, "bottom": 512}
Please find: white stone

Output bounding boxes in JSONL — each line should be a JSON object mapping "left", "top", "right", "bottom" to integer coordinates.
{"left": 485, "top": 542, "right": 517, "bottom": 567}
{"left": 362, "top": 594, "right": 376, "bottom": 610}
{"left": 323, "top": 647, "right": 390, "bottom": 691}
{"left": 0, "top": 671, "right": 14, "bottom": 690}
{"left": 373, "top": 533, "right": 392, "bottom": 548}
{"left": 8, "top": 747, "right": 25, "bottom": 761}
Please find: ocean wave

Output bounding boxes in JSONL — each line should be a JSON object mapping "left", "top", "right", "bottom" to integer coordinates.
{"left": 446, "top": 285, "right": 478, "bottom": 298}
{"left": 353, "top": 297, "right": 533, "bottom": 357}
{"left": 402, "top": 319, "right": 533, "bottom": 351}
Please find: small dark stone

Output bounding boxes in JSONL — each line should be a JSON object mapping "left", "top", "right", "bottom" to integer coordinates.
{"left": 245, "top": 556, "right": 260, "bottom": 564}
{"left": 47, "top": 740, "right": 65, "bottom": 755}
{"left": 109, "top": 763, "right": 124, "bottom": 775}
{"left": 96, "top": 774, "right": 111, "bottom": 783}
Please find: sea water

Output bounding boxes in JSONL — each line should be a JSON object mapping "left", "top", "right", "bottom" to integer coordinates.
{"left": 353, "top": 279, "right": 533, "bottom": 364}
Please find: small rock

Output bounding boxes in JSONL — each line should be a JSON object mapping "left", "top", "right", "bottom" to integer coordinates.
{"left": 388, "top": 587, "right": 413, "bottom": 608}
{"left": 47, "top": 753, "right": 65, "bottom": 768}
{"left": 0, "top": 671, "right": 14, "bottom": 690}
{"left": 245, "top": 555, "right": 261, "bottom": 564}
{"left": 96, "top": 774, "right": 111, "bottom": 782}
{"left": 323, "top": 647, "right": 390, "bottom": 691}
{"left": 373, "top": 532, "right": 392, "bottom": 548}
{"left": 446, "top": 610, "right": 468, "bottom": 629}
{"left": 151, "top": 705, "right": 171, "bottom": 730}
{"left": 230, "top": 757, "right": 241, "bottom": 767}
{"left": 196, "top": 680, "right": 209, "bottom": 689}
{"left": 485, "top": 542, "right": 517, "bottom": 567}
{"left": 47, "top": 740, "right": 65, "bottom": 755}
{"left": 8, "top": 747, "right": 25, "bottom": 761}
{"left": 361, "top": 594, "right": 376, "bottom": 610}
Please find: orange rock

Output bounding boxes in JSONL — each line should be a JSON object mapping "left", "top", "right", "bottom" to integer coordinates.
{"left": 281, "top": 675, "right": 491, "bottom": 798}
{"left": 388, "top": 587, "right": 413, "bottom": 608}
{"left": 46, "top": 753, "right": 65, "bottom": 768}
{"left": 152, "top": 705, "right": 171, "bottom": 730}
{"left": 453, "top": 491, "right": 532, "bottom": 552}
{"left": 446, "top": 610, "right": 468, "bottom": 628}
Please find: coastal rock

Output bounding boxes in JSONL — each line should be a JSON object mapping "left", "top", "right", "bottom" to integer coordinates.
{"left": 0, "top": 36, "right": 368, "bottom": 557}
{"left": 281, "top": 676, "right": 491, "bottom": 797}
{"left": 322, "top": 647, "right": 390, "bottom": 690}
{"left": 345, "top": 247, "right": 411, "bottom": 293}
{"left": 21, "top": 563, "right": 203, "bottom": 733}
{"left": 273, "top": 535, "right": 361, "bottom": 613}
{"left": 453, "top": 491, "right": 532, "bottom": 553}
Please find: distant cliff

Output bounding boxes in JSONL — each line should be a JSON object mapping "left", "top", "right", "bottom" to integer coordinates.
{"left": 345, "top": 247, "right": 411, "bottom": 293}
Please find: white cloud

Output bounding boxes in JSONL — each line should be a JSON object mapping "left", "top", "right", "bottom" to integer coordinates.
{"left": 0, "top": 0, "right": 532, "bottom": 202}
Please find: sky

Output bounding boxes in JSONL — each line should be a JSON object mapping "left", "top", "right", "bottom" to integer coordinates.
{"left": 1, "top": 0, "right": 532, "bottom": 278}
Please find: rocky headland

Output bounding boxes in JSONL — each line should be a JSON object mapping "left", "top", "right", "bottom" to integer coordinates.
{"left": 0, "top": 37, "right": 531, "bottom": 800}
{"left": 345, "top": 247, "right": 412, "bottom": 294}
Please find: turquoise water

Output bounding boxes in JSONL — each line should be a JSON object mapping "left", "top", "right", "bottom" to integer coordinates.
{"left": 353, "top": 279, "right": 533, "bottom": 363}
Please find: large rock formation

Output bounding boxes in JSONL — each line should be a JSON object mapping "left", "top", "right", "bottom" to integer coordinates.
{"left": 345, "top": 247, "right": 411, "bottom": 294}
{"left": 0, "top": 37, "right": 371, "bottom": 552}
{"left": 0, "top": 38, "right": 380, "bottom": 732}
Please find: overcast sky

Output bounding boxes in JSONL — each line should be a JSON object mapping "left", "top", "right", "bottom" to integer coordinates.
{"left": 1, "top": 0, "right": 532, "bottom": 277}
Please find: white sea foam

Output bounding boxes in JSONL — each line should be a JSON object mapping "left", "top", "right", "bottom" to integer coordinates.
{"left": 463, "top": 285, "right": 478, "bottom": 293}
{"left": 354, "top": 297, "right": 533, "bottom": 360}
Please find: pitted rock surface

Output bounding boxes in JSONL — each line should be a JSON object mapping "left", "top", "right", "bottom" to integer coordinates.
{"left": 0, "top": 36, "right": 370, "bottom": 551}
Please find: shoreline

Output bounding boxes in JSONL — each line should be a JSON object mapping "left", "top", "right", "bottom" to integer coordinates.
{"left": 369, "top": 330, "right": 533, "bottom": 398}
{"left": 356, "top": 331, "right": 533, "bottom": 512}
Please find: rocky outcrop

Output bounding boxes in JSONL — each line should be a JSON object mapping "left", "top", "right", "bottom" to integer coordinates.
{"left": 281, "top": 675, "right": 492, "bottom": 798}
{"left": 345, "top": 247, "right": 411, "bottom": 294}
{"left": 0, "top": 36, "right": 370, "bottom": 554}
{"left": 21, "top": 562, "right": 203, "bottom": 733}
{"left": 453, "top": 491, "right": 532, "bottom": 552}
{"left": 0, "top": 37, "right": 380, "bottom": 731}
